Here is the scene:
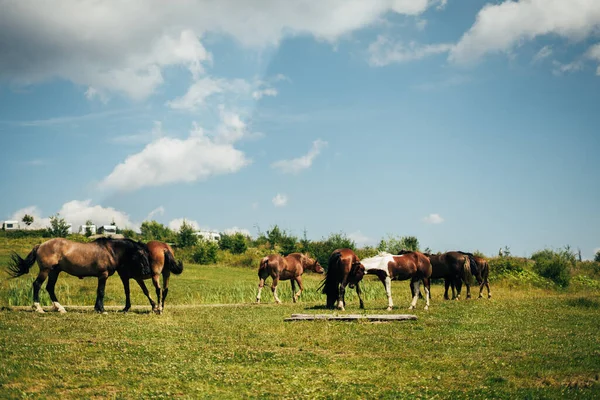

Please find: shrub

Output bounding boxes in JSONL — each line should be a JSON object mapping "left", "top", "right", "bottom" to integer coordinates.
{"left": 355, "top": 246, "right": 379, "bottom": 260}
{"left": 47, "top": 214, "right": 70, "bottom": 238}
{"left": 219, "top": 233, "right": 248, "bottom": 254}
{"left": 595, "top": 251, "right": 600, "bottom": 263}
{"left": 531, "top": 248, "right": 574, "bottom": 288}
{"left": 488, "top": 257, "right": 529, "bottom": 278}
{"left": 192, "top": 240, "right": 219, "bottom": 264}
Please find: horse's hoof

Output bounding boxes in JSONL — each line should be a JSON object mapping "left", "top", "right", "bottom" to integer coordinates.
{"left": 119, "top": 309, "right": 129, "bottom": 313}
{"left": 34, "top": 308, "right": 45, "bottom": 313}
{"left": 424, "top": 305, "right": 429, "bottom": 311}
{"left": 57, "top": 307, "right": 67, "bottom": 314}
{"left": 488, "top": 294, "right": 492, "bottom": 299}
{"left": 256, "top": 299, "right": 260, "bottom": 303}
{"left": 386, "top": 307, "right": 393, "bottom": 311}
{"left": 408, "top": 305, "right": 415, "bottom": 310}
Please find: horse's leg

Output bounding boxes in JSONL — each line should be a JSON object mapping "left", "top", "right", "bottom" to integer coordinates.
{"left": 94, "top": 272, "right": 109, "bottom": 313}
{"left": 135, "top": 278, "right": 157, "bottom": 311}
{"left": 355, "top": 281, "right": 365, "bottom": 309}
{"left": 337, "top": 282, "right": 346, "bottom": 311}
{"left": 409, "top": 279, "right": 420, "bottom": 310}
{"left": 423, "top": 278, "right": 430, "bottom": 310}
{"left": 271, "top": 275, "right": 282, "bottom": 304}
{"left": 32, "top": 270, "right": 49, "bottom": 313}
{"left": 291, "top": 279, "right": 297, "bottom": 303}
{"left": 161, "top": 271, "right": 170, "bottom": 310}
{"left": 292, "top": 276, "right": 304, "bottom": 303}
{"left": 46, "top": 268, "right": 66, "bottom": 313}
{"left": 119, "top": 274, "right": 132, "bottom": 312}
{"left": 486, "top": 280, "right": 491, "bottom": 298}
{"left": 256, "top": 277, "right": 265, "bottom": 303}
{"left": 151, "top": 274, "right": 163, "bottom": 314}
{"left": 478, "top": 278, "right": 485, "bottom": 299}
{"left": 466, "top": 280, "right": 472, "bottom": 299}
{"left": 454, "top": 277, "right": 462, "bottom": 300}
{"left": 383, "top": 276, "right": 393, "bottom": 311}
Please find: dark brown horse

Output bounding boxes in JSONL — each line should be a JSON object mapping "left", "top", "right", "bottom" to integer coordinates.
{"left": 423, "top": 251, "right": 473, "bottom": 300}
{"left": 363, "top": 251, "right": 432, "bottom": 310}
{"left": 321, "top": 248, "right": 365, "bottom": 310}
{"left": 256, "top": 253, "right": 323, "bottom": 303}
{"left": 7, "top": 238, "right": 150, "bottom": 313}
{"left": 118, "top": 240, "right": 184, "bottom": 313}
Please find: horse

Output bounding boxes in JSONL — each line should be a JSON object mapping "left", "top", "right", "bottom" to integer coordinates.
{"left": 117, "top": 240, "right": 184, "bottom": 313}
{"left": 363, "top": 251, "right": 432, "bottom": 310}
{"left": 256, "top": 253, "right": 323, "bottom": 304}
{"left": 320, "top": 248, "right": 365, "bottom": 310}
{"left": 457, "top": 254, "right": 491, "bottom": 299}
{"left": 423, "top": 252, "right": 473, "bottom": 300}
{"left": 6, "top": 237, "right": 151, "bottom": 313}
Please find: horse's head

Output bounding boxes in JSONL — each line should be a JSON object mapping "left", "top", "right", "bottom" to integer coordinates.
{"left": 348, "top": 261, "right": 365, "bottom": 288}
{"left": 310, "top": 259, "right": 324, "bottom": 274}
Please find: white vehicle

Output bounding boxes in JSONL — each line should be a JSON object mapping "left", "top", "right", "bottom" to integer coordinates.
{"left": 194, "top": 230, "right": 221, "bottom": 242}
{"left": 79, "top": 224, "right": 97, "bottom": 235}
{"left": 98, "top": 225, "right": 118, "bottom": 236}
{"left": 2, "top": 220, "right": 20, "bottom": 230}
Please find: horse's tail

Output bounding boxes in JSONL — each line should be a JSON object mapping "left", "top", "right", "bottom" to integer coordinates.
{"left": 164, "top": 249, "right": 184, "bottom": 275}
{"left": 462, "top": 255, "right": 473, "bottom": 286}
{"left": 7, "top": 245, "right": 40, "bottom": 278}
{"left": 320, "top": 251, "right": 342, "bottom": 309}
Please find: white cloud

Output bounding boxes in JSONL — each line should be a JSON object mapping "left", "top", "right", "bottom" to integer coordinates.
{"left": 0, "top": 1, "right": 441, "bottom": 99}
{"left": 146, "top": 206, "right": 165, "bottom": 221}
{"left": 368, "top": 35, "right": 453, "bottom": 66}
{"left": 586, "top": 43, "right": 600, "bottom": 75}
{"left": 111, "top": 121, "right": 165, "bottom": 144}
{"left": 99, "top": 111, "right": 252, "bottom": 192}
{"left": 450, "top": 0, "right": 600, "bottom": 64}
{"left": 552, "top": 60, "right": 584, "bottom": 75}
{"left": 9, "top": 206, "right": 50, "bottom": 230}
{"left": 168, "top": 218, "right": 201, "bottom": 231}
{"left": 271, "top": 139, "right": 328, "bottom": 174}
{"left": 423, "top": 213, "right": 444, "bottom": 224}
{"left": 532, "top": 45, "right": 553, "bottom": 64}
{"left": 10, "top": 201, "right": 137, "bottom": 231}
{"left": 348, "top": 230, "right": 373, "bottom": 247}
{"left": 252, "top": 88, "right": 278, "bottom": 100}
{"left": 223, "top": 227, "right": 251, "bottom": 236}
{"left": 272, "top": 193, "right": 288, "bottom": 207}
{"left": 167, "top": 77, "right": 250, "bottom": 111}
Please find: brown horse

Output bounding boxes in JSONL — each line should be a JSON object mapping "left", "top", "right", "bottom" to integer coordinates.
{"left": 363, "top": 251, "right": 432, "bottom": 310}
{"left": 256, "top": 253, "right": 323, "bottom": 303}
{"left": 117, "top": 240, "right": 184, "bottom": 313}
{"left": 320, "top": 248, "right": 366, "bottom": 310}
{"left": 7, "top": 238, "right": 150, "bottom": 313}
{"left": 423, "top": 252, "right": 473, "bottom": 300}
{"left": 461, "top": 252, "right": 492, "bottom": 299}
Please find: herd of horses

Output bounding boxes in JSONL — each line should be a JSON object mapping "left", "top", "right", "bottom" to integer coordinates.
{"left": 6, "top": 237, "right": 490, "bottom": 313}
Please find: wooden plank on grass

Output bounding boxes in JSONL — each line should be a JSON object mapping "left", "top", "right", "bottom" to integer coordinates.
{"left": 284, "top": 313, "right": 417, "bottom": 322}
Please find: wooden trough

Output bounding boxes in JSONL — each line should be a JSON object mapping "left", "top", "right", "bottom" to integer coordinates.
{"left": 284, "top": 313, "right": 417, "bottom": 322}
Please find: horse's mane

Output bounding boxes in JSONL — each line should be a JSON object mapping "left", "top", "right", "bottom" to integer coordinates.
{"left": 93, "top": 237, "right": 151, "bottom": 275}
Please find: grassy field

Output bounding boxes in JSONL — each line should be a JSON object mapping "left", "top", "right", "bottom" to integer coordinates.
{"left": 1, "top": 238, "right": 599, "bottom": 399}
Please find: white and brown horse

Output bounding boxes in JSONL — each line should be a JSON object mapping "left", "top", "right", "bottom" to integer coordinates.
{"left": 363, "top": 251, "right": 432, "bottom": 310}
{"left": 7, "top": 238, "right": 150, "bottom": 313}
{"left": 117, "top": 240, "right": 184, "bottom": 313}
{"left": 256, "top": 253, "right": 323, "bottom": 303}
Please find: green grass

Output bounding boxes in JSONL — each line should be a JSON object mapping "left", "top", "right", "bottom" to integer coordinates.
{"left": 1, "top": 239, "right": 599, "bottom": 399}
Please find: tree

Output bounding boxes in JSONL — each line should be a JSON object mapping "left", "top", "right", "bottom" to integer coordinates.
{"left": 85, "top": 219, "right": 94, "bottom": 237}
{"left": 231, "top": 233, "right": 248, "bottom": 254}
{"left": 594, "top": 250, "right": 600, "bottom": 263}
{"left": 266, "top": 225, "right": 284, "bottom": 249}
{"left": 48, "top": 214, "right": 70, "bottom": 238}
{"left": 378, "top": 235, "right": 420, "bottom": 254}
{"left": 22, "top": 214, "right": 34, "bottom": 226}
{"left": 177, "top": 220, "right": 198, "bottom": 248}
{"left": 140, "top": 220, "right": 174, "bottom": 241}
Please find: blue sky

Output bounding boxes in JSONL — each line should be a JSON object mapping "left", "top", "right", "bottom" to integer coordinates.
{"left": 1, "top": 0, "right": 599, "bottom": 258}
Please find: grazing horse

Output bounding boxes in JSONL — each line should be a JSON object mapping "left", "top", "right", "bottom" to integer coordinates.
{"left": 423, "top": 252, "right": 473, "bottom": 300}
{"left": 363, "top": 251, "right": 432, "bottom": 310}
{"left": 118, "top": 240, "right": 184, "bottom": 313}
{"left": 6, "top": 238, "right": 150, "bottom": 313}
{"left": 320, "top": 248, "right": 365, "bottom": 310}
{"left": 256, "top": 253, "right": 323, "bottom": 303}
